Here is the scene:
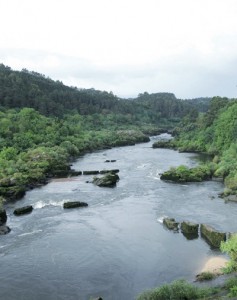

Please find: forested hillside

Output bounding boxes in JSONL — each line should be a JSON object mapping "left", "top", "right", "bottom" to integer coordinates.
{"left": 0, "top": 64, "right": 202, "bottom": 122}
{"left": 164, "top": 96, "right": 237, "bottom": 197}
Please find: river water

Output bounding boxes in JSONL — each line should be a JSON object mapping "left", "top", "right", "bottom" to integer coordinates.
{"left": 1, "top": 135, "right": 237, "bottom": 300}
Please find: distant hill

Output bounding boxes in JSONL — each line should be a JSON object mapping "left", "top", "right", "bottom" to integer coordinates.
{"left": 0, "top": 63, "right": 206, "bottom": 121}
{"left": 183, "top": 97, "right": 212, "bottom": 112}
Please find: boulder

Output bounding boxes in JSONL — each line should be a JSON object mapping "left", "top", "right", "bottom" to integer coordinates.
{"left": 0, "top": 209, "right": 7, "bottom": 225}
{"left": 200, "top": 224, "right": 226, "bottom": 248}
{"left": 163, "top": 218, "right": 179, "bottom": 231}
{"left": 181, "top": 221, "right": 199, "bottom": 234}
{"left": 182, "top": 231, "right": 199, "bottom": 240}
{"left": 14, "top": 205, "right": 33, "bottom": 216}
{"left": 93, "top": 173, "right": 119, "bottom": 187}
{"left": 0, "top": 225, "right": 11, "bottom": 235}
{"left": 63, "top": 201, "right": 88, "bottom": 209}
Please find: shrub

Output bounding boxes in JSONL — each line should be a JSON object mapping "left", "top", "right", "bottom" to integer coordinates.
{"left": 220, "top": 235, "right": 237, "bottom": 273}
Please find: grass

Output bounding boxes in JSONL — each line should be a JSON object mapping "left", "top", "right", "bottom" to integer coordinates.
{"left": 196, "top": 272, "right": 217, "bottom": 282}
{"left": 136, "top": 279, "right": 215, "bottom": 300}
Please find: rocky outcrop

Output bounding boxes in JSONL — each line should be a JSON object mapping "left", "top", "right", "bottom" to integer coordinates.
{"left": 93, "top": 173, "right": 119, "bottom": 187}
{"left": 200, "top": 224, "right": 226, "bottom": 248}
{"left": 0, "top": 225, "right": 11, "bottom": 235}
{"left": 181, "top": 221, "right": 199, "bottom": 234}
{"left": 14, "top": 205, "right": 33, "bottom": 216}
{"left": 163, "top": 218, "right": 179, "bottom": 231}
{"left": 0, "top": 209, "right": 7, "bottom": 225}
{"left": 63, "top": 201, "right": 88, "bottom": 209}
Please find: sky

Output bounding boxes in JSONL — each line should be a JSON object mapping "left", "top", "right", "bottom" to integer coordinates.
{"left": 1, "top": 0, "right": 237, "bottom": 99}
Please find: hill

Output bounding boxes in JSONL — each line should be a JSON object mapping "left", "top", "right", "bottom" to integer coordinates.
{"left": 0, "top": 63, "right": 200, "bottom": 123}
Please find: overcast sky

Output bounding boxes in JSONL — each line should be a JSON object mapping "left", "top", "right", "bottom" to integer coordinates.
{"left": 1, "top": 0, "right": 237, "bottom": 99}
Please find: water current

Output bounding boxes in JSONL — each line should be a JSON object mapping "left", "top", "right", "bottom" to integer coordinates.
{"left": 1, "top": 134, "right": 237, "bottom": 300}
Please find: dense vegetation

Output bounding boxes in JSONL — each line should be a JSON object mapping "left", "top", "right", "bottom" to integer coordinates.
{"left": 0, "top": 63, "right": 210, "bottom": 202}
{"left": 0, "top": 63, "right": 206, "bottom": 121}
{"left": 158, "top": 96, "right": 237, "bottom": 197}
{"left": 0, "top": 107, "right": 153, "bottom": 201}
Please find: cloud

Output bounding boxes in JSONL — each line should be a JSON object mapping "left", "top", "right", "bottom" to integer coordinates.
{"left": 1, "top": 0, "right": 237, "bottom": 98}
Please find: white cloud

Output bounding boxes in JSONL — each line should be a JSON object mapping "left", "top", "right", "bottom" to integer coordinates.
{"left": 1, "top": 0, "right": 237, "bottom": 98}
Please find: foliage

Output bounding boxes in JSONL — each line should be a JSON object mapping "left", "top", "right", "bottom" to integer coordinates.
{"left": 160, "top": 164, "right": 214, "bottom": 183}
{"left": 225, "top": 276, "right": 237, "bottom": 289}
{"left": 0, "top": 64, "right": 199, "bottom": 122}
{"left": 220, "top": 235, "right": 237, "bottom": 273}
{"left": 0, "top": 106, "right": 155, "bottom": 201}
{"left": 225, "top": 277, "right": 237, "bottom": 298}
{"left": 228, "top": 285, "right": 237, "bottom": 297}
{"left": 169, "top": 97, "right": 237, "bottom": 194}
{"left": 136, "top": 279, "right": 213, "bottom": 300}
{"left": 221, "top": 237, "right": 237, "bottom": 273}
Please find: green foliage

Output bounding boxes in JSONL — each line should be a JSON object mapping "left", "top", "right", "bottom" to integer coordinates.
{"left": 225, "top": 277, "right": 237, "bottom": 297}
{"left": 228, "top": 285, "right": 237, "bottom": 297}
{"left": 161, "top": 164, "right": 213, "bottom": 183}
{"left": 0, "top": 64, "right": 212, "bottom": 202}
{"left": 220, "top": 235, "right": 237, "bottom": 273}
{"left": 225, "top": 276, "right": 237, "bottom": 289}
{"left": 171, "top": 97, "right": 237, "bottom": 195}
{"left": 136, "top": 279, "right": 213, "bottom": 300}
{"left": 0, "top": 106, "right": 154, "bottom": 201}
{"left": 0, "top": 64, "right": 198, "bottom": 121}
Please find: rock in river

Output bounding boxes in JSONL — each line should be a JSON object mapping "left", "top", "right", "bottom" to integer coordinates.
{"left": 63, "top": 201, "right": 88, "bottom": 209}
{"left": 163, "top": 218, "right": 179, "bottom": 231}
{"left": 0, "top": 208, "right": 7, "bottom": 225}
{"left": 181, "top": 221, "right": 199, "bottom": 234}
{"left": 14, "top": 205, "right": 33, "bottom": 216}
{"left": 0, "top": 225, "right": 11, "bottom": 235}
{"left": 93, "top": 173, "right": 119, "bottom": 187}
{"left": 200, "top": 224, "right": 226, "bottom": 248}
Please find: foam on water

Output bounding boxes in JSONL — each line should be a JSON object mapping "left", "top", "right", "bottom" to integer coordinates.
{"left": 18, "top": 229, "right": 43, "bottom": 237}
{"left": 34, "top": 200, "right": 65, "bottom": 209}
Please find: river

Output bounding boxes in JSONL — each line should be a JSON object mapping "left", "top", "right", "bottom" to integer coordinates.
{"left": 1, "top": 135, "right": 237, "bottom": 300}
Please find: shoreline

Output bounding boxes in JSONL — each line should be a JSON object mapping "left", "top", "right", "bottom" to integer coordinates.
{"left": 199, "top": 256, "right": 229, "bottom": 275}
